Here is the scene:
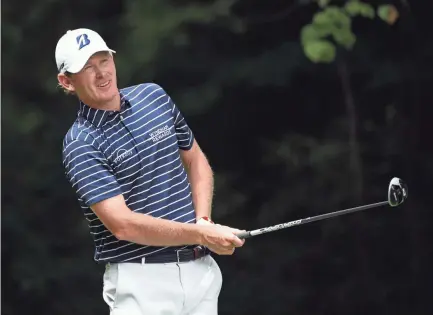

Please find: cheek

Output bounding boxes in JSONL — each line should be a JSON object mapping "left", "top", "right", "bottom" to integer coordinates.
{"left": 109, "top": 68, "right": 117, "bottom": 85}
{"left": 108, "top": 63, "right": 116, "bottom": 76}
{"left": 75, "top": 73, "right": 93, "bottom": 87}
{"left": 76, "top": 77, "right": 97, "bottom": 96}
{"left": 83, "top": 75, "right": 96, "bottom": 90}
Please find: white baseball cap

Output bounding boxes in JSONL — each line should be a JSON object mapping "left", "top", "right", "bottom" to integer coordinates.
{"left": 55, "top": 28, "right": 116, "bottom": 74}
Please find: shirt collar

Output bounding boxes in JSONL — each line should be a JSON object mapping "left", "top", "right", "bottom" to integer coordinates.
{"left": 78, "top": 92, "right": 131, "bottom": 127}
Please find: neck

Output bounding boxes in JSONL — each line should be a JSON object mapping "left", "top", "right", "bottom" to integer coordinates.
{"left": 80, "top": 92, "right": 121, "bottom": 111}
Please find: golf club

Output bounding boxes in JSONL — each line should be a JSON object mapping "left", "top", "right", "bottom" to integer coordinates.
{"left": 236, "top": 177, "right": 408, "bottom": 239}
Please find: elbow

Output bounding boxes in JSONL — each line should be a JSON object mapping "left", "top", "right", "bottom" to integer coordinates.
{"left": 113, "top": 227, "right": 128, "bottom": 241}
{"left": 111, "top": 220, "right": 131, "bottom": 241}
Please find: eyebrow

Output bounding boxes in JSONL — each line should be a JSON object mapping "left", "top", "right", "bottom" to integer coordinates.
{"left": 85, "top": 52, "right": 111, "bottom": 67}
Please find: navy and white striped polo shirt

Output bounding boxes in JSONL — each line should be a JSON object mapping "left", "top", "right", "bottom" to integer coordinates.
{"left": 62, "top": 83, "right": 197, "bottom": 263}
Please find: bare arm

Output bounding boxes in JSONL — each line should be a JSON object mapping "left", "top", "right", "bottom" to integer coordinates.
{"left": 180, "top": 140, "right": 214, "bottom": 221}
{"left": 90, "top": 194, "right": 244, "bottom": 253}
{"left": 91, "top": 194, "right": 204, "bottom": 246}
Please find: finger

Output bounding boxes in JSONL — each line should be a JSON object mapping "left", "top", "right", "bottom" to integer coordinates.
{"left": 208, "top": 244, "right": 231, "bottom": 255}
{"left": 238, "top": 238, "right": 245, "bottom": 246}
{"left": 229, "top": 229, "right": 248, "bottom": 237}
{"left": 219, "top": 248, "right": 235, "bottom": 256}
{"left": 219, "top": 241, "right": 237, "bottom": 250}
{"left": 228, "top": 235, "right": 244, "bottom": 247}
{"left": 213, "top": 248, "right": 234, "bottom": 256}
{"left": 224, "top": 226, "right": 246, "bottom": 233}
{"left": 211, "top": 241, "right": 235, "bottom": 254}
{"left": 226, "top": 248, "right": 235, "bottom": 255}
{"left": 208, "top": 247, "right": 223, "bottom": 255}
{"left": 217, "top": 225, "right": 245, "bottom": 234}
{"left": 233, "top": 234, "right": 245, "bottom": 246}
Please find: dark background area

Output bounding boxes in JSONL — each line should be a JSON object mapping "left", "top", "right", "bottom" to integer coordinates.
{"left": 2, "top": 0, "right": 433, "bottom": 314}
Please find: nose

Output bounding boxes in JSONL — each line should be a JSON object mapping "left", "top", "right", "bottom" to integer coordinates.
{"left": 95, "top": 67, "right": 104, "bottom": 79}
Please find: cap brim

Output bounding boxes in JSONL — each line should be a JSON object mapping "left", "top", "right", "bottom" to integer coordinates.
{"left": 67, "top": 47, "right": 116, "bottom": 74}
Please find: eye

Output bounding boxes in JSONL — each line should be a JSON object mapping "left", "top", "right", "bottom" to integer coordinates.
{"left": 84, "top": 65, "right": 92, "bottom": 71}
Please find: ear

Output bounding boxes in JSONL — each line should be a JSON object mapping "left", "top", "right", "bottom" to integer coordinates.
{"left": 57, "top": 73, "right": 76, "bottom": 93}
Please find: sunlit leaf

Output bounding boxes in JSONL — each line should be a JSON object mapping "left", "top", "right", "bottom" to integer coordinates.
{"left": 359, "top": 4, "right": 375, "bottom": 19}
{"left": 344, "top": 0, "right": 375, "bottom": 18}
{"left": 377, "top": 4, "right": 399, "bottom": 25}
{"left": 301, "top": 24, "right": 321, "bottom": 44}
{"left": 317, "top": 0, "right": 331, "bottom": 8}
{"left": 300, "top": 23, "right": 334, "bottom": 45}
{"left": 313, "top": 10, "right": 334, "bottom": 25}
{"left": 332, "top": 27, "right": 357, "bottom": 50}
{"left": 323, "top": 6, "right": 351, "bottom": 27}
{"left": 303, "top": 39, "right": 336, "bottom": 63}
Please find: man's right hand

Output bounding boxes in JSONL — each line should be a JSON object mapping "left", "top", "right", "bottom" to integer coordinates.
{"left": 199, "top": 224, "right": 246, "bottom": 255}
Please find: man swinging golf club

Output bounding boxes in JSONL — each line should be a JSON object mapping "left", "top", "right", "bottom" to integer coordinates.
{"left": 57, "top": 28, "right": 245, "bottom": 315}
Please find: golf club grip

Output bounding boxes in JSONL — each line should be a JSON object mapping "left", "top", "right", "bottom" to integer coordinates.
{"left": 236, "top": 231, "right": 252, "bottom": 239}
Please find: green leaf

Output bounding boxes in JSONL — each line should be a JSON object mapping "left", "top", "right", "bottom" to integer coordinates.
{"left": 323, "top": 6, "right": 352, "bottom": 26}
{"left": 317, "top": 0, "right": 331, "bottom": 8}
{"left": 359, "top": 4, "right": 375, "bottom": 19}
{"left": 303, "top": 40, "right": 336, "bottom": 63}
{"left": 332, "top": 27, "right": 357, "bottom": 50}
{"left": 301, "top": 24, "right": 319, "bottom": 44}
{"left": 300, "top": 21, "right": 335, "bottom": 46}
{"left": 344, "top": 0, "right": 360, "bottom": 16}
{"left": 377, "top": 4, "right": 399, "bottom": 25}
{"left": 301, "top": 24, "right": 324, "bottom": 44}
{"left": 313, "top": 11, "right": 334, "bottom": 25}
{"left": 322, "top": 6, "right": 352, "bottom": 31}
{"left": 344, "top": 0, "right": 375, "bottom": 18}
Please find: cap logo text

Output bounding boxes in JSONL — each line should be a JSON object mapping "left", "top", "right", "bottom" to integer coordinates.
{"left": 76, "top": 34, "right": 90, "bottom": 50}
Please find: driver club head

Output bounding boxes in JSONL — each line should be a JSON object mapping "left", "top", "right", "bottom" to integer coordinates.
{"left": 388, "top": 177, "right": 408, "bottom": 207}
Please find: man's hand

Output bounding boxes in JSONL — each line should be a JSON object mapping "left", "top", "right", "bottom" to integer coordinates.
{"left": 199, "top": 224, "right": 246, "bottom": 255}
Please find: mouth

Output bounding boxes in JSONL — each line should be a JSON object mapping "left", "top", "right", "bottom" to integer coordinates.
{"left": 97, "top": 80, "right": 111, "bottom": 88}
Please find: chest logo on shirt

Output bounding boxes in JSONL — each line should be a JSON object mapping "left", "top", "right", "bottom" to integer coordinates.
{"left": 113, "top": 149, "right": 133, "bottom": 163}
{"left": 149, "top": 125, "right": 172, "bottom": 143}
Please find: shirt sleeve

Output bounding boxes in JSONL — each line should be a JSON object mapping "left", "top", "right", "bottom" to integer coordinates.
{"left": 168, "top": 95, "right": 195, "bottom": 151}
{"left": 62, "top": 139, "right": 123, "bottom": 207}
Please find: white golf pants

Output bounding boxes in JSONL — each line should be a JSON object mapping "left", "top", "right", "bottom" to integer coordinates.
{"left": 102, "top": 255, "right": 223, "bottom": 315}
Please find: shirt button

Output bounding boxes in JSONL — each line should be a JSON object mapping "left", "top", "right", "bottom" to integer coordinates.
{"left": 120, "top": 115, "right": 124, "bottom": 120}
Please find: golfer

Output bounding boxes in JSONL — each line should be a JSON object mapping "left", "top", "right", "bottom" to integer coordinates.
{"left": 56, "top": 28, "right": 245, "bottom": 315}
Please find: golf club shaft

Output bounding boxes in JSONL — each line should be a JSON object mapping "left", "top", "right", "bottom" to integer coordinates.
{"left": 236, "top": 200, "right": 389, "bottom": 239}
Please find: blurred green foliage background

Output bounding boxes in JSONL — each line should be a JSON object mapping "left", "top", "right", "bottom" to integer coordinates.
{"left": 2, "top": 0, "right": 433, "bottom": 314}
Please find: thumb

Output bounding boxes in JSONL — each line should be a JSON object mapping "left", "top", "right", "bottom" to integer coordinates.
{"left": 230, "top": 228, "right": 247, "bottom": 234}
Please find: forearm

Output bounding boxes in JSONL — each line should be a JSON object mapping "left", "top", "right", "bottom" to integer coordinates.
{"left": 184, "top": 153, "right": 214, "bottom": 220}
{"left": 117, "top": 212, "right": 204, "bottom": 246}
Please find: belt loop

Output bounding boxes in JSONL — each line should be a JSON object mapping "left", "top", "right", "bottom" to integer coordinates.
{"left": 176, "top": 250, "right": 180, "bottom": 263}
{"left": 141, "top": 257, "right": 146, "bottom": 265}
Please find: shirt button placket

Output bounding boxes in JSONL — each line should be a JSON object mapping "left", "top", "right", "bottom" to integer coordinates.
{"left": 119, "top": 113, "right": 145, "bottom": 172}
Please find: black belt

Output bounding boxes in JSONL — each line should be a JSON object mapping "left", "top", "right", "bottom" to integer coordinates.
{"left": 127, "top": 246, "right": 210, "bottom": 264}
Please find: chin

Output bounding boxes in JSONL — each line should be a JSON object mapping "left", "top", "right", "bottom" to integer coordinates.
{"left": 100, "top": 95, "right": 117, "bottom": 105}
{"left": 100, "top": 89, "right": 117, "bottom": 100}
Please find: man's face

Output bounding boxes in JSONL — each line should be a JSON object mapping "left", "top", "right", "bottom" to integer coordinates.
{"left": 59, "top": 51, "right": 118, "bottom": 105}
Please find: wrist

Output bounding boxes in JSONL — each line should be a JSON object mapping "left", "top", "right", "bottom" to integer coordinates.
{"left": 194, "top": 224, "right": 210, "bottom": 246}
{"left": 196, "top": 216, "right": 214, "bottom": 225}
